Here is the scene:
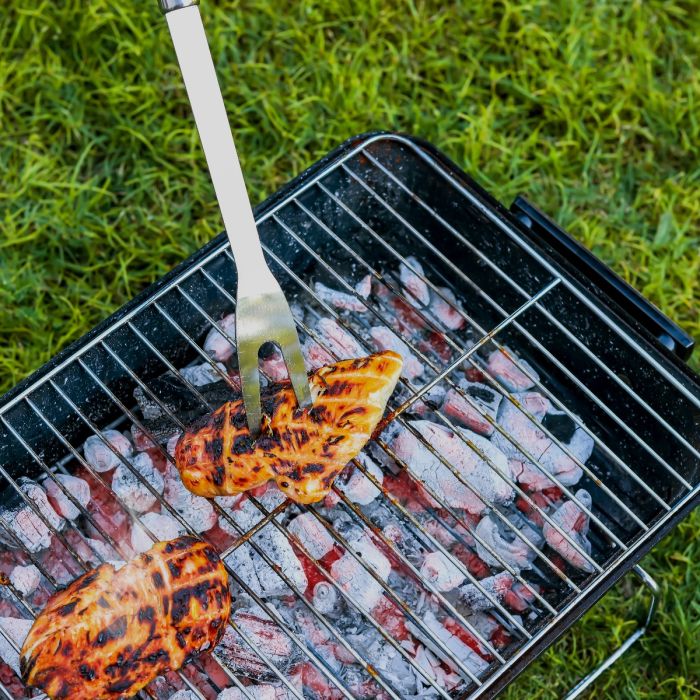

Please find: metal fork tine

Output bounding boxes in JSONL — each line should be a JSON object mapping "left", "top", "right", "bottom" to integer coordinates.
{"left": 235, "top": 305, "right": 263, "bottom": 436}
{"left": 281, "top": 332, "right": 313, "bottom": 411}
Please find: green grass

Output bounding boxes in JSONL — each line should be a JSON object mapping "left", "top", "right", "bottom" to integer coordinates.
{"left": 1, "top": 0, "right": 698, "bottom": 697}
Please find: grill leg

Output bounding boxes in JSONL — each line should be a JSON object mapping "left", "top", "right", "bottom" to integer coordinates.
{"left": 564, "top": 566, "right": 660, "bottom": 699}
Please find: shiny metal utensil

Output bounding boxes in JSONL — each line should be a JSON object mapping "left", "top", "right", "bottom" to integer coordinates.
{"left": 159, "top": 0, "right": 312, "bottom": 436}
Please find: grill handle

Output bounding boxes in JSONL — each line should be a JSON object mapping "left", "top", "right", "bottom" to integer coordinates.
{"left": 564, "top": 565, "right": 660, "bottom": 698}
{"left": 511, "top": 195, "right": 695, "bottom": 361}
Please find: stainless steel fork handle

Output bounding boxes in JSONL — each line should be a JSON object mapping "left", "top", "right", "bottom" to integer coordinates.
{"left": 163, "top": 4, "right": 278, "bottom": 295}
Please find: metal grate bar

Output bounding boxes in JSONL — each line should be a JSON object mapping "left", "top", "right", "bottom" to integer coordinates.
{"left": 354, "top": 152, "right": 695, "bottom": 489}
{"left": 343, "top": 454, "right": 555, "bottom": 618}
{"left": 119, "top": 319, "right": 486, "bottom": 694}
{"left": 70, "top": 357, "right": 344, "bottom": 700}
{"left": 21, "top": 399, "right": 252, "bottom": 699}
{"left": 196, "top": 258, "right": 565, "bottom": 613}
{"left": 1, "top": 133, "right": 695, "bottom": 700}
{"left": 0, "top": 421, "right": 209, "bottom": 700}
{"left": 287, "top": 194, "right": 664, "bottom": 523}
{"left": 176, "top": 266, "right": 606, "bottom": 592}
{"left": 25, "top": 407, "right": 278, "bottom": 700}
{"left": 95, "top": 328, "right": 443, "bottom": 699}
{"left": 160, "top": 294, "right": 540, "bottom": 645}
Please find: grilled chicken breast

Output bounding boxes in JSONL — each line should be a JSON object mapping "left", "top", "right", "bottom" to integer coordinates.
{"left": 175, "top": 351, "right": 403, "bottom": 503}
{"left": 21, "top": 536, "right": 230, "bottom": 700}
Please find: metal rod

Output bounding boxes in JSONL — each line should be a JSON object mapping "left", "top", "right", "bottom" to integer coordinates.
{"left": 356, "top": 136, "right": 700, "bottom": 414}
{"left": 564, "top": 565, "right": 660, "bottom": 699}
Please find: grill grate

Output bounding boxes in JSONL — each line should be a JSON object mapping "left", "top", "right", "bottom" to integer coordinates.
{"left": 0, "top": 133, "right": 698, "bottom": 699}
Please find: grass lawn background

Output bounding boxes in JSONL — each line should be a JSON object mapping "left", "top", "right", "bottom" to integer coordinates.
{"left": 1, "top": 1, "right": 698, "bottom": 697}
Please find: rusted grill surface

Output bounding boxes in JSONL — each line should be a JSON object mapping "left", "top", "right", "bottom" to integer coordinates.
{"left": 0, "top": 134, "right": 698, "bottom": 699}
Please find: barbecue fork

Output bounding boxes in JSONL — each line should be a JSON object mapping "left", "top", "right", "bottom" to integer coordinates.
{"left": 159, "top": 0, "right": 312, "bottom": 436}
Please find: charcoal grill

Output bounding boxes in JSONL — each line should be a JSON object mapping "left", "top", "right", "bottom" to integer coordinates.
{"left": 0, "top": 132, "right": 698, "bottom": 699}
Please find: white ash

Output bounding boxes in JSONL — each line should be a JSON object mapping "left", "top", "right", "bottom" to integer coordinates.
{"left": 459, "top": 571, "right": 514, "bottom": 612}
{"left": 10, "top": 564, "right": 41, "bottom": 597}
{"left": 369, "top": 326, "right": 424, "bottom": 381}
{"left": 19, "top": 478, "right": 64, "bottom": 534}
{"left": 85, "top": 537, "right": 118, "bottom": 565}
{"left": 467, "top": 611, "right": 501, "bottom": 641}
{"left": 180, "top": 361, "right": 227, "bottom": 387}
{"left": 215, "top": 493, "right": 246, "bottom": 511}
{"left": 441, "top": 380, "right": 502, "bottom": 437}
{"left": 0, "top": 617, "right": 32, "bottom": 675}
{"left": 163, "top": 466, "right": 216, "bottom": 533}
{"left": 420, "top": 551, "right": 465, "bottom": 592}
{"left": 493, "top": 393, "right": 589, "bottom": 488}
{"left": 0, "top": 482, "right": 61, "bottom": 553}
{"left": 474, "top": 515, "right": 541, "bottom": 572}
{"left": 224, "top": 501, "right": 307, "bottom": 598}
{"left": 407, "top": 609, "right": 489, "bottom": 677}
{"left": 330, "top": 532, "right": 391, "bottom": 612}
{"left": 112, "top": 452, "right": 164, "bottom": 514}
{"left": 486, "top": 348, "right": 539, "bottom": 392}
{"left": 399, "top": 256, "right": 430, "bottom": 307}
{"left": 427, "top": 286, "right": 466, "bottom": 331}
{"left": 392, "top": 421, "right": 513, "bottom": 514}
{"left": 225, "top": 529, "right": 307, "bottom": 598}
{"left": 353, "top": 636, "right": 418, "bottom": 697}
{"left": 42, "top": 473, "right": 91, "bottom": 520}
{"left": 539, "top": 420, "right": 594, "bottom": 487}
{"left": 314, "top": 317, "right": 366, "bottom": 359}
{"left": 166, "top": 432, "right": 182, "bottom": 457}
{"left": 510, "top": 458, "right": 557, "bottom": 491}
{"left": 216, "top": 687, "right": 279, "bottom": 700}
{"left": 83, "top": 429, "right": 133, "bottom": 473}
{"left": 168, "top": 691, "right": 199, "bottom": 700}
{"left": 492, "top": 393, "right": 556, "bottom": 462}
{"left": 218, "top": 488, "right": 286, "bottom": 538}
{"left": 355, "top": 274, "right": 372, "bottom": 299}
{"left": 218, "top": 683, "right": 298, "bottom": 699}
{"left": 337, "top": 453, "right": 383, "bottom": 506}
{"left": 313, "top": 281, "right": 368, "bottom": 313}
{"left": 287, "top": 512, "right": 335, "bottom": 561}
{"left": 422, "top": 517, "right": 460, "bottom": 548}
{"left": 543, "top": 489, "right": 595, "bottom": 573}
{"left": 410, "top": 383, "right": 447, "bottom": 418}
{"left": 216, "top": 607, "right": 297, "bottom": 680}
{"left": 300, "top": 338, "right": 335, "bottom": 372}
{"left": 204, "top": 313, "right": 236, "bottom": 362}
{"left": 0, "top": 503, "right": 52, "bottom": 553}
{"left": 311, "top": 581, "right": 341, "bottom": 616}
{"left": 131, "top": 512, "right": 185, "bottom": 553}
